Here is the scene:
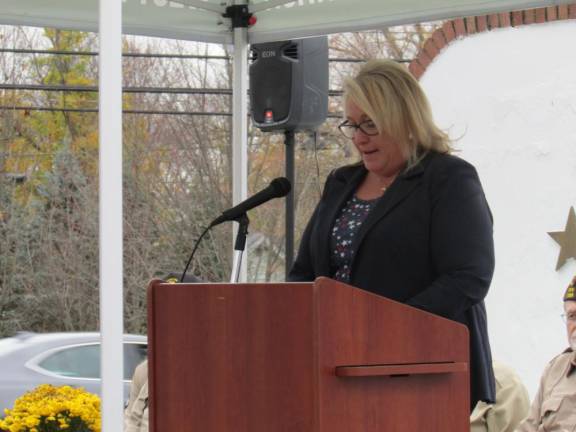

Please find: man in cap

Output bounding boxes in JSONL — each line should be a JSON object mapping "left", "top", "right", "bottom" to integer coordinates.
{"left": 515, "top": 275, "right": 576, "bottom": 431}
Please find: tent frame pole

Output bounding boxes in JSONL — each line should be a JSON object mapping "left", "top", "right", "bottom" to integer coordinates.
{"left": 231, "top": 2, "right": 250, "bottom": 282}
{"left": 99, "top": 0, "right": 124, "bottom": 430}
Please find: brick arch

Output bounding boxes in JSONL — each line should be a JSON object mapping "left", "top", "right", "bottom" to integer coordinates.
{"left": 408, "top": 4, "right": 576, "bottom": 79}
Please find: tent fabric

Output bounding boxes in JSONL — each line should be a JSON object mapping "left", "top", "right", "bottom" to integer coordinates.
{"left": 0, "top": 0, "right": 226, "bottom": 43}
{"left": 0, "top": 0, "right": 573, "bottom": 44}
{"left": 249, "top": 0, "right": 574, "bottom": 43}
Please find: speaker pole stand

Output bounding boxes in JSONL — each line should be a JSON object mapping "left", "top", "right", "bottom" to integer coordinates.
{"left": 284, "top": 129, "right": 295, "bottom": 278}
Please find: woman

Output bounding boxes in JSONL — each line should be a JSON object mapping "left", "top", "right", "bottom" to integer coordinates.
{"left": 288, "top": 59, "right": 495, "bottom": 410}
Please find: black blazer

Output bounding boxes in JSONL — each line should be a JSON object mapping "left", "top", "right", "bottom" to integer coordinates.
{"left": 288, "top": 152, "right": 496, "bottom": 408}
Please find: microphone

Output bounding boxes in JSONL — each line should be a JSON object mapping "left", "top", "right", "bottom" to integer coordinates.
{"left": 210, "top": 177, "right": 291, "bottom": 227}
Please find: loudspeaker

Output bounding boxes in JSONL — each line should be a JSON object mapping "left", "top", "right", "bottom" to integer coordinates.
{"left": 249, "top": 37, "right": 328, "bottom": 132}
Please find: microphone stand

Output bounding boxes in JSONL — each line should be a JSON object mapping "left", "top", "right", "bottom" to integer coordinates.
{"left": 230, "top": 214, "right": 250, "bottom": 283}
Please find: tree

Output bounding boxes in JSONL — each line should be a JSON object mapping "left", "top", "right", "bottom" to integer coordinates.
{"left": 0, "top": 145, "right": 99, "bottom": 335}
{"left": 0, "top": 28, "right": 100, "bottom": 336}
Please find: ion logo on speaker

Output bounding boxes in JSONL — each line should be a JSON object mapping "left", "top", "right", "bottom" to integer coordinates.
{"left": 261, "top": 50, "right": 276, "bottom": 58}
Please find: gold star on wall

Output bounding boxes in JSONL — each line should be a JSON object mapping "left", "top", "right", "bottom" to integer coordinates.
{"left": 548, "top": 206, "right": 576, "bottom": 270}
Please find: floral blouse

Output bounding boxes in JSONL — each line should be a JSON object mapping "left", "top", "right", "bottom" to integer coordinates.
{"left": 330, "top": 195, "right": 378, "bottom": 283}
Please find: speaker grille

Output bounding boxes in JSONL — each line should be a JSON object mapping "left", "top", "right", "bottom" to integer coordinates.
{"left": 250, "top": 61, "right": 292, "bottom": 124}
{"left": 282, "top": 44, "right": 299, "bottom": 60}
{"left": 249, "top": 37, "right": 328, "bottom": 131}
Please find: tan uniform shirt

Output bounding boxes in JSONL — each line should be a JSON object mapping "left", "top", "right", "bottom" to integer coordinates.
{"left": 515, "top": 350, "right": 576, "bottom": 432}
{"left": 470, "top": 361, "right": 530, "bottom": 432}
{"left": 124, "top": 361, "right": 149, "bottom": 432}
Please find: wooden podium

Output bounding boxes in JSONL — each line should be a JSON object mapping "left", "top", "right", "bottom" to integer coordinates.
{"left": 147, "top": 277, "right": 469, "bottom": 432}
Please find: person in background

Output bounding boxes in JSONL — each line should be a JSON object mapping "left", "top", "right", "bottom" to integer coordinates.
{"left": 470, "top": 361, "right": 530, "bottom": 432}
{"left": 161, "top": 272, "right": 201, "bottom": 284}
{"left": 125, "top": 270, "right": 188, "bottom": 432}
{"left": 124, "top": 360, "right": 148, "bottom": 432}
{"left": 288, "top": 59, "right": 496, "bottom": 410}
{"left": 515, "top": 275, "right": 576, "bottom": 431}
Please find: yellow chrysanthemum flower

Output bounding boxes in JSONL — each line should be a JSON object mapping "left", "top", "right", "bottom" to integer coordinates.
{"left": 0, "top": 384, "right": 100, "bottom": 432}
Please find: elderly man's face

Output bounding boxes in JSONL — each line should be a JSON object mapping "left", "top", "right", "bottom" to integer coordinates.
{"left": 564, "top": 301, "right": 576, "bottom": 348}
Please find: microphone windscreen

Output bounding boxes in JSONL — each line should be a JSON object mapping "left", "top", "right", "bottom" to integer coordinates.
{"left": 270, "top": 177, "right": 291, "bottom": 197}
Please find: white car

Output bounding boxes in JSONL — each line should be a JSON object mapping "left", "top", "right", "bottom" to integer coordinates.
{"left": 0, "top": 332, "right": 147, "bottom": 414}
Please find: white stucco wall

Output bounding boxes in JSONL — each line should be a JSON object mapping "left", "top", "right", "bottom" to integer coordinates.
{"left": 421, "top": 20, "right": 576, "bottom": 396}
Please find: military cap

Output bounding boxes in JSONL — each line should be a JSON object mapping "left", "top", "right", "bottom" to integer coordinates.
{"left": 564, "top": 275, "right": 576, "bottom": 301}
{"left": 162, "top": 271, "right": 202, "bottom": 284}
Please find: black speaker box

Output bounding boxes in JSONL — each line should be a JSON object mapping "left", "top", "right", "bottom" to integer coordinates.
{"left": 249, "top": 37, "right": 328, "bottom": 132}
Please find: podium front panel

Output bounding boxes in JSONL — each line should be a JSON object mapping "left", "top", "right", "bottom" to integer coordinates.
{"left": 148, "top": 281, "right": 316, "bottom": 432}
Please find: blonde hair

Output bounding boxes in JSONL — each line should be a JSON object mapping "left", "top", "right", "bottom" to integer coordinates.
{"left": 343, "top": 59, "right": 452, "bottom": 169}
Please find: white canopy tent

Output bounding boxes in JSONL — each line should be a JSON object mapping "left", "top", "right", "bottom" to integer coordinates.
{"left": 0, "top": 0, "right": 570, "bottom": 43}
{"left": 0, "top": 0, "right": 571, "bottom": 429}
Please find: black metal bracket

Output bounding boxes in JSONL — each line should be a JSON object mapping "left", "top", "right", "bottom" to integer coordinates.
{"left": 223, "top": 4, "right": 253, "bottom": 28}
{"left": 233, "top": 213, "right": 250, "bottom": 251}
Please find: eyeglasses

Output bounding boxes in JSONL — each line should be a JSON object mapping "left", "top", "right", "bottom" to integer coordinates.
{"left": 560, "top": 312, "right": 576, "bottom": 323}
{"left": 338, "top": 119, "right": 379, "bottom": 139}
